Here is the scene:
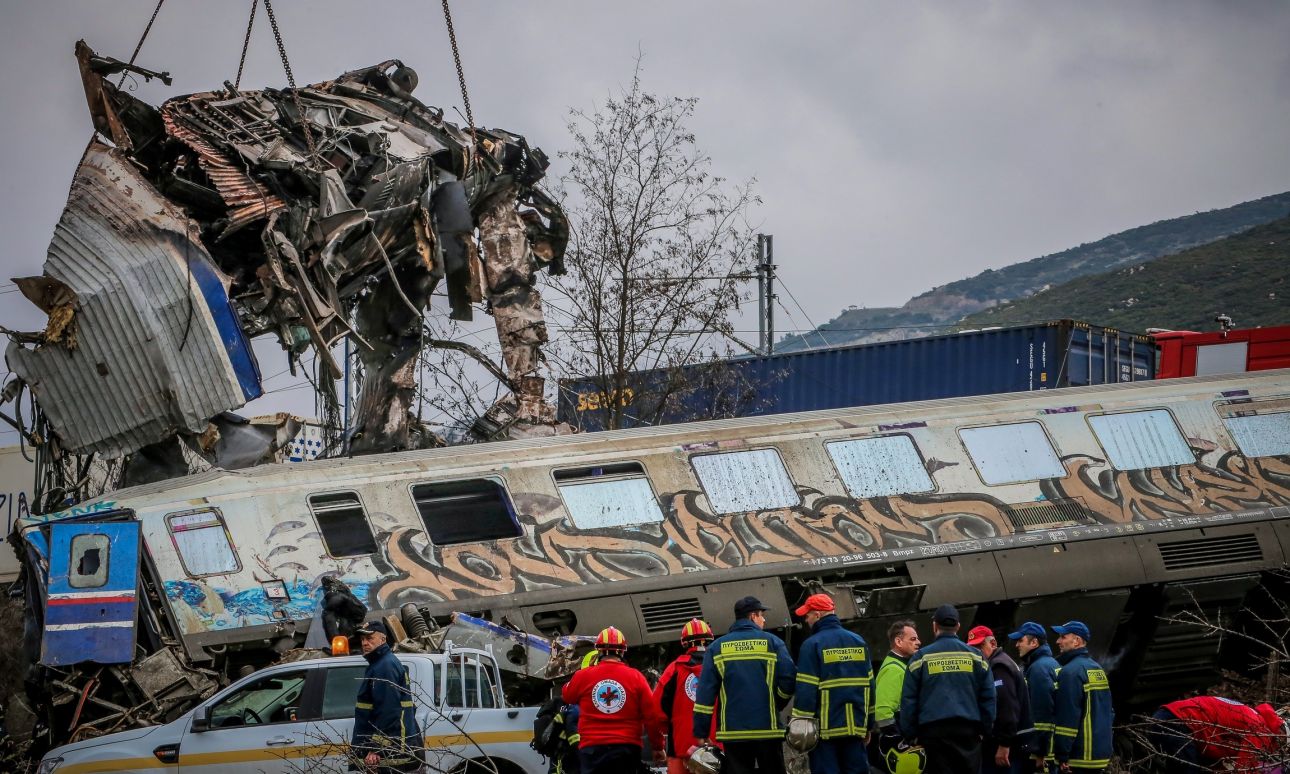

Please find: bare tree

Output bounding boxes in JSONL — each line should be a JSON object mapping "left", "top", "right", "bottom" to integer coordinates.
{"left": 546, "top": 61, "right": 761, "bottom": 431}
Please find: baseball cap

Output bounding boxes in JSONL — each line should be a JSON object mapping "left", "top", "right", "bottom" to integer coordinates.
{"left": 1007, "top": 621, "right": 1046, "bottom": 641}
{"left": 355, "top": 620, "right": 389, "bottom": 637}
{"left": 966, "top": 625, "right": 992, "bottom": 647}
{"left": 1052, "top": 621, "right": 1091, "bottom": 641}
{"left": 794, "top": 593, "right": 836, "bottom": 617}
{"left": 734, "top": 596, "right": 770, "bottom": 617}
{"left": 933, "top": 603, "right": 960, "bottom": 626}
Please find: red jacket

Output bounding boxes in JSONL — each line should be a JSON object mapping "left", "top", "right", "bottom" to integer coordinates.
{"left": 1163, "top": 696, "right": 1283, "bottom": 767}
{"left": 563, "top": 658, "right": 666, "bottom": 750}
{"left": 653, "top": 648, "right": 719, "bottom": 757}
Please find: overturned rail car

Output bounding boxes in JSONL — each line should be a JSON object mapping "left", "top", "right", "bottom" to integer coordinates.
{"left": 13, "top": 370, "right": 1290, "bottom": 741}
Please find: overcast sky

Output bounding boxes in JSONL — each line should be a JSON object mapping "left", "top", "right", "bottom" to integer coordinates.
{"left": 3, "top": 0, "right": 1289, "bottom": 426}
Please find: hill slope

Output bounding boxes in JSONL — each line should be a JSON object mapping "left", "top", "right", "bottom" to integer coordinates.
{"left": 778, "top": 190, "right": 1290, "bottom": 351}
{"left": 959, "top": 216, "right": 1290, "bottom": 331}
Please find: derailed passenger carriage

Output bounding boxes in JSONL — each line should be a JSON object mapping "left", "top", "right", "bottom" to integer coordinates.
{"left": 14, "top": 370, "right": 1290, "bottom": 741}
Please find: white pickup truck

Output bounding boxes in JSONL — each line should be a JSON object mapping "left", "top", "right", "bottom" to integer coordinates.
{"left": 37, "top": 645, "right": 544, "bottom": 774}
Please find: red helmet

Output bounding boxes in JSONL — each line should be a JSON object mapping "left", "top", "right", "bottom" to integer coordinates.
{"left": 595, "top": 626, "right": 628, "bottom": 653}
{"left": 680, "top": 618, "right": 714, "bottom": 645}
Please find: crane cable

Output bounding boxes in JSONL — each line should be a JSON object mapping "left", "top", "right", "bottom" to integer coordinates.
{"left": 117, "top": 0, "right": 167, "bottom": 88}
{"left": 439, "top": 0, "right": 481, "bottom": 162}
{"left": 234, "top": 0, "right": 259, "bottom": 90}
{"left": 260, "top": 0, "right": 321, "bottom": 168}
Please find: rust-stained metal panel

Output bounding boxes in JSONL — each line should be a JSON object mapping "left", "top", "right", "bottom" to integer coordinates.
{"left": 5, "top": 143, "right": 261, "bottom": 456}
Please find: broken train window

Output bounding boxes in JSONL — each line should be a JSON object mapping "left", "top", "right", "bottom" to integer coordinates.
{"left": 69, "top": 533, "right": 110, "bottom": 589}
{"left": 827, "top": 434, "right": 935, "bottom": 499}
{"left": 411, "top": 478, "right": 522, "bottom": 546}
{"left": 167, "top": 509, "right": 242, "bottom": 577}
{"left": 690, "top": 448, "right": 801, "bottom": 514}
{"left": 307, "top": 493, "right": 379, "bottom": 558}
{"left": 1087, "top": 409, "right": 1194, "bottom": 471}
{"left": 959, "top": 421, "right": 1066, "bottom": 486}
{"left": 554, "top": 462, "right": 664, "bottom": 529}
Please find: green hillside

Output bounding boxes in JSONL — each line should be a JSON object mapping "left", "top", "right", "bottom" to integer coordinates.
{"left": 777, "top": 190, "right": 1290, "bottom": 351}
{"left": 959, "top": 216, "right": 1290, "bottom": 331}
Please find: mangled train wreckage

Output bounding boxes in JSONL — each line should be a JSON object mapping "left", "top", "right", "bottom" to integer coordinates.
{"left": 3, "top": 42, "right": 569, "bottom": 507}
{"left": 11, "top": 369, "right": 1290, "bottom": 746}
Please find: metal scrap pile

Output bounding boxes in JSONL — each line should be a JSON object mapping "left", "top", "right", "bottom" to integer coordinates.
{"left": 4, "top": 42, "right": 568, "bottom": 486}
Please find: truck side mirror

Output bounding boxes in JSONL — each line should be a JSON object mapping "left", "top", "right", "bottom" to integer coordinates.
{"left": 191, "top": 705, "right": 211, "bottom": 732}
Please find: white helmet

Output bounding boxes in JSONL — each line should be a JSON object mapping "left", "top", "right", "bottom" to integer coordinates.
{"left": 685, "top": 744, "right": 724, "bottom": 774}
{"left": 785, "top": 716, "right": 819, "bottom": 753}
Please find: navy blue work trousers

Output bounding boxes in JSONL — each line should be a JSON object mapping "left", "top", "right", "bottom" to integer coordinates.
{"left": 809, "top": 737, "right": 870, "bottom": 774}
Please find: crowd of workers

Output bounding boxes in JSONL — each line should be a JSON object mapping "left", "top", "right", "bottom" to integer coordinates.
{"left": 542, "top": 594, "right": 1289, "bottom": 774}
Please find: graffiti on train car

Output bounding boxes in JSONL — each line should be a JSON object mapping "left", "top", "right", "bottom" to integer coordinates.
{"left": 151, "top": 445, "right": 1290, "bottom": 630}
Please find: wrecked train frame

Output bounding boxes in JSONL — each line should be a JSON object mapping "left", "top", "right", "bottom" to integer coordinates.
{"left": 4, "top": 43, "right": 569, "bottom": 506}
{"left": 13, "top": 370, "right": 1290, "bottom": 745}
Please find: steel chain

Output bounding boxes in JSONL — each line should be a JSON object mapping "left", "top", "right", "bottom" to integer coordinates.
{"left": 117, "top": 0, "right": 167, "bottom": 87}
{"left": 261, "top": 0, "right": 320, "bottom": 168}
{"left": 439, "top": 0, "right": 480, "bottom": 158}
{"left": 234, "top": 0, "right": 259, "bottom": 90}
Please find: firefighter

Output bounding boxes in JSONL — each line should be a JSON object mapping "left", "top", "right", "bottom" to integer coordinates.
{"left": 898, "top": 604, "right": 996, "bottom": 774}
{"left": 1050, "top": 621, "right": 1113, "bottom": 772}
{"left": 967, "top": 626, "right": 1031, "bottom": 774}
{"left": 1008, "top": 621, "right": 1059, "bottom": 772}
{"left": 1149, "top": 696, "right": 1287, "bottom": 772}
{"left": 654, "top": 618, "right": 718, "bottom": 774}
{"left": 693, "top": 596, "right": 797, "bottom": 774}
{"left": 351, "top": 621, "right": 424, "bottom": 773}
{"left": 791, "top": 593, "right": 873, "bottom": 774}
{"left": 561, "top": 627, "right": 667, "bottom": 774}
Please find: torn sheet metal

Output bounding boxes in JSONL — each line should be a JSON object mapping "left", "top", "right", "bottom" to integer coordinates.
{"left": 5, "top": 142, "right": 261, "bottom": 456}
{"left": 440, "top": 612, "right": 595, "bottom": 679}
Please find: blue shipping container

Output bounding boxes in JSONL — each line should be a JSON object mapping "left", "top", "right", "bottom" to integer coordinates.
{"left": 557, "top": 320, "right": 1157, "bottom": 431}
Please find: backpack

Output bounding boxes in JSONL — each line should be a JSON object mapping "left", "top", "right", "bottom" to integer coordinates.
{"left": 532, "top": 696, "right": 565, "bottom": 758}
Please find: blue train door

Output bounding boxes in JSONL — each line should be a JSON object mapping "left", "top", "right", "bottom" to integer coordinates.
{"left": 41, "top": 521, "right": 141, "bottom": 666}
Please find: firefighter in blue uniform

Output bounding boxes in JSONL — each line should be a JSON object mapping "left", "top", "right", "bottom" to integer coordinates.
{"left": 791, "top": 593, "right": 872, "bottom": 774}
{"left": 1049, "top": 621, "right": 1113, "bottom": 773}
{"left": 694, "top": 596, "right": 797, "bottom": 774}
{"left": 352, "top": 621, "right": 423, "bottom": 773}
{"left": 1009, "top": 621, "right": 1060, "bottom": 771}
{"left": 898, "top": 604, "right": 996, "bottom": 774}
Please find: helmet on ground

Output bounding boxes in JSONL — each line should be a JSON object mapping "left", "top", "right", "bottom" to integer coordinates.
{"left": 879, "top": 737, "right": 926, "bottom": 774}
{"left": 685, "top": 744, "right": 724, "bottom": 774}
{"left": 595, "top": 626, "right": 628, "bottom": 654}
{"left": 785, "top": 716, "right": 819, "bottom": 753}
{"left": 681, "top": 618, "right": 715, "bottom": 646}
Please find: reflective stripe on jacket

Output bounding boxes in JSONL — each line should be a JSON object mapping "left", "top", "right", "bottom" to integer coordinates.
{"left": 873, "top": 653, "right": 909, "bottom": 728}
{"left": 791, "top": 614, "right": 872, "bottom": 739}
{"left": 898, "top": 632, "right": 996, "bottom": 738}
{"left": 1023, "top": 644, "right": 1060, "bottom": 759}
{"left": 1051, "top": 648, "right": 1114, "bottom": 769}
{"left": 693, "top": 619, "right": 796, "bottom": 742}
{"left": 352, "top": 644, "right": 422, "bottom": 768}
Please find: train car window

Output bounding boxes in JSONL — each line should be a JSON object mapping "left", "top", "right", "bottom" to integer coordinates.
{"left": 167, "top": 509, "right": 241, "bottom": 577}
{"left": 411, "top": 479, "right": 522, "bottom": 545}
{"left": 827, "top": 435, "right": 934, "bottom": 498}
{"left": 1088, "top": 410, "right": 1194, "bottom": 470}
{"left": 554, "top": 462, "right": 664, "bottom": 529}
{"left": 1222, "top": 411, "right": 1290, "bottom": 458}
{"left": 960, "top": 422, "right": 1065, "bottom": 485}
{"left": 690, "top": 448, "right": 800, "bottom": 514}
{"left": 307, "top": 493, "right": 378, "bottom": 558}
{"left": 68, "top": 534, "right": 110, "bottom": 588}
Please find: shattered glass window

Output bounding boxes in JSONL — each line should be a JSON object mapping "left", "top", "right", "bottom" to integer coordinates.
{"left": 69, "top": 533, "right": 110, "bottom": 589}
{"left": 960, "top": 422, "right": 1066, "bottom": 485}
{"left": 307, "top": 493, "right": 378, "bottom": 558}
{"left": 1223, "top": 412, "right": 1290, "bottom": 458}
{"left": 555, "top": 462, "right": 664, "bottom": 529}
{"left": 690, "top": 448, "right": 800, "bottom": 514}
{"left": 827, "top": 435, "right": 934, "bottom": 498}
{"left": 411, "top": 479, "right": 522, "bottom": 545}
{"left": 1088, "top": 410, "right": 1194, "bottom": 470}
{"left": 168, "top": 510, "right": 240, "bottom": 577}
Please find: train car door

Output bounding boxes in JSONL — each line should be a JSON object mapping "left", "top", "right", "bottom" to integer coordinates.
{"left": 41, "top": 521, "right": 141, "bottom": 666}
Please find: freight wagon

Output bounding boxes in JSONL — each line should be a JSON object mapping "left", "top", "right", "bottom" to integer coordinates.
{"left": 558, "top": 320, "right": 1156, "bottom": 431}
{"left": 1153, "top": 323, "right": 1290, "bottom": 378}
{"left": 14, "top": 369, "right": 1290, "bottom": 745}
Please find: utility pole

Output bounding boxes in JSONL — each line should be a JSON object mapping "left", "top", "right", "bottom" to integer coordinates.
{"left": 757, "top": 234, "right": 776, "bottom": 356}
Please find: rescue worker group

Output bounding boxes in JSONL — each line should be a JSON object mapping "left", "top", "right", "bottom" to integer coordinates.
{"left": 531, "top": 595, "right": 1289, "bottom": 774}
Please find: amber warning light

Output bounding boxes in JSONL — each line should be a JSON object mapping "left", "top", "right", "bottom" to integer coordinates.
{"left": 331, "top": 636, "right": 350, "bottom": 656}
